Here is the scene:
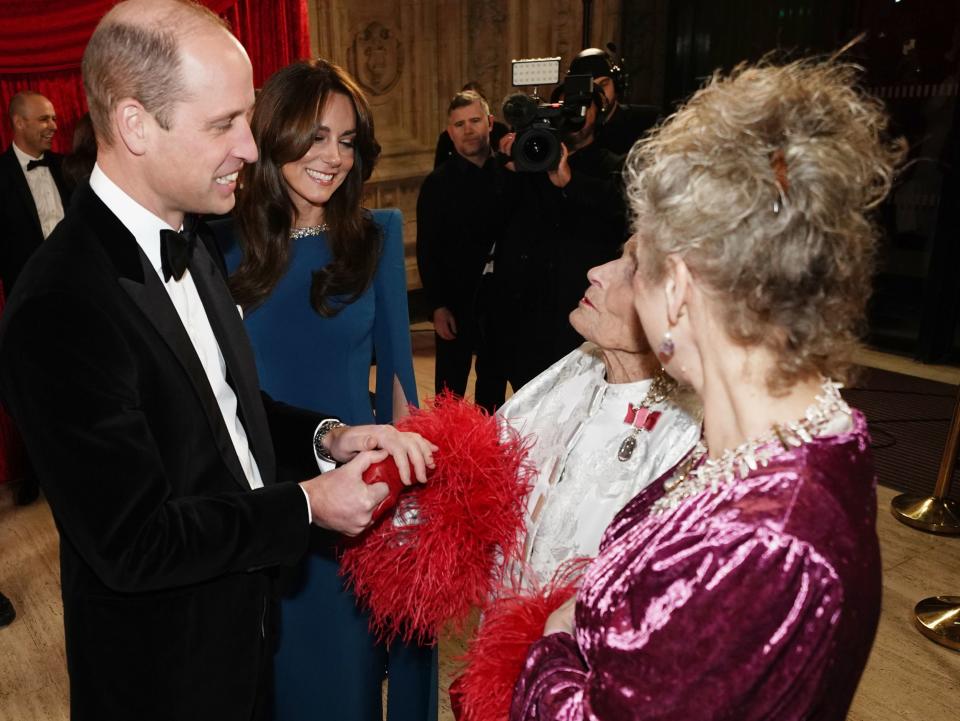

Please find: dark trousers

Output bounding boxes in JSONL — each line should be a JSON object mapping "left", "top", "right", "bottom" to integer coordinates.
{"left": 434, "top": 277, "right": 507, "bottom": 413}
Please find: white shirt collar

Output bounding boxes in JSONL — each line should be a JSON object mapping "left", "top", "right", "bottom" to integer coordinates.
{"left": 12, "top": 141, "right": 42, "bottom": 169}
{"left": 89, "top": 163, "right": 174, "bottom": 276}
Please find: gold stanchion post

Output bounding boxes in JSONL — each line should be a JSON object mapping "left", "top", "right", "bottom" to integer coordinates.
{"left": 891, "top": 384, "right": 960, "bottom": 534}
{"left": 891, "top": 382, "right": 960, "bottom": 650}
{"left": 914, "top": 596, "right": 960, "bottom": 651}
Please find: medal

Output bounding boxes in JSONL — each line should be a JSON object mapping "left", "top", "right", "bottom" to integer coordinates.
{"left": 618, "top": 404, "right": 662, "bottom": 461}
{"left": 616, "top": 369, "right": 675, "bottom": 463}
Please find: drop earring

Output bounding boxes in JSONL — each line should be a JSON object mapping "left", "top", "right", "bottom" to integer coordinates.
{"left": 657, "top": 330, "right": 675, "bottom": 364}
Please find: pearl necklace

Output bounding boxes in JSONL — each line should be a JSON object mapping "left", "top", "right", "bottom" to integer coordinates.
{"left": 289, "top": 223, "right": 329, "bottom": 239}
{"left": 649, "top": 379, "right": 851, "bottom": 515}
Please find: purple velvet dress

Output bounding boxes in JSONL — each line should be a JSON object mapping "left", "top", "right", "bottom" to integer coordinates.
{"left": 510, "top": 410, "right": 880, "bottom": 720}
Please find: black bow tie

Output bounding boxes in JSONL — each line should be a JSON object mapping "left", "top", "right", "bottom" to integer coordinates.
{"left": 26, "top": 156, "right": 52, "bottom": 171}
{"left": 159, "top": 220, "right": 199, "bottom": 282}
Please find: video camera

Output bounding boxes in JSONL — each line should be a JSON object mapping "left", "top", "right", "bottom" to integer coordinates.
{"left": 502, "top": 57, "right": 594, "bottom": 172}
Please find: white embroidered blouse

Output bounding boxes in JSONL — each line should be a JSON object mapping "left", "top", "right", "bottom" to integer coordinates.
{"left": 498, "top": 343, "right": 702, "bottom": 589}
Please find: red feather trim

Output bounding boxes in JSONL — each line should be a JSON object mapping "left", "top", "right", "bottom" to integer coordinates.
{"left": 340, "top": 391, "right": 536, "bottom": 645}
{"left": 453, "top": 559, "right": 591, "bottom": 721}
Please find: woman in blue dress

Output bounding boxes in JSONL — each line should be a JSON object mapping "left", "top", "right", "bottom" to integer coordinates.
{"left": 218, "top": 59, "right": 437, "bottom": 721}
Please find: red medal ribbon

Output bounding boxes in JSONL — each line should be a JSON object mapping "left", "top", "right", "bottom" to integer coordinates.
{"left": 624, "top": 405, "right": 661, "bottom": 432}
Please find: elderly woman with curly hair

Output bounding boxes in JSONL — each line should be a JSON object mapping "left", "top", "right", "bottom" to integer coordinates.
{"left": 508, "top": 55, "right": 905, "bottom": 721}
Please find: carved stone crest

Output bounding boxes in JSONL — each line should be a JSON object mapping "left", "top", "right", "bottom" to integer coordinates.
{"left": 348, "top": 21, "right": 403, "bottom": 96}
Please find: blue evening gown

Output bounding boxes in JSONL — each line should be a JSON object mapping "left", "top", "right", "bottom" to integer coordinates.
{"left": 217, "top": 209, "right": 438, "bottom": 721}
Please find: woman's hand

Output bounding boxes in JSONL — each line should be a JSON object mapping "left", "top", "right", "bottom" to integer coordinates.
{"left": 543, "top": 594, "right": 577, "bottom": 637}
{"left": 325, "top": 424, "right": 438, "bottom": 484}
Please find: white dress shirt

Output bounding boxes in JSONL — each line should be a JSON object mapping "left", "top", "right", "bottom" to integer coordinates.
{"left": 13, "top": 141, "right": 65, "bottom": 239}
{"left": 89, "top": 164, "right": 265, "bottom": 490}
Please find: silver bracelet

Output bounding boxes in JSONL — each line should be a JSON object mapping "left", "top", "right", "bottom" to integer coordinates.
{"left": 313, "top": 418, "right": 346, "bottom": 464}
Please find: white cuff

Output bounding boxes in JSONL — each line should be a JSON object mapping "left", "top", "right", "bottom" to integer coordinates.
{"left": 300, "top": 485, "right": 313, "bottom": 524}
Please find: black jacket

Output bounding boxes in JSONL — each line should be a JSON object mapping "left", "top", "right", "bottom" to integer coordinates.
{"left": 0, "top": 185, "right": 323, "bottom": 721}
{"left": 595, "top": 103, "right": 661, "bottom": 156}
{"left": 494, "top": 142, "right": 627, "bottom": 387}
{"left": 416, "top": 152, "right": 508, "bottom": 320}
{"left": 0, "top": 143, "right": 71, "bottom": 293}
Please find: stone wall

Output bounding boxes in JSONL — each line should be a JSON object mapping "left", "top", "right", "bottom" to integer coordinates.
{"left": 305, "top": 0, "right": 623, "bottom": 288}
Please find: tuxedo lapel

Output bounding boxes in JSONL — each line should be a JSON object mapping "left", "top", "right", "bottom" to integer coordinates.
{"left": 118, "top": 259, "right": 253, "bottom": 492}
{"left": 2, "top": 146, "right": 42, "bottom": 238}
{"left": 188, "top": 237, "right": 276, "bottom": 486}
{"left": 74, "top": 186, "right": 253, "bottom": 492}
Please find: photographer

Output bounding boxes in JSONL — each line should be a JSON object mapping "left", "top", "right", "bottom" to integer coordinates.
{"left": 569, "top": 47, "right": 660, "bottom": 156}
{"left": 493, "top": 86, "right": 627, "bottom": 389}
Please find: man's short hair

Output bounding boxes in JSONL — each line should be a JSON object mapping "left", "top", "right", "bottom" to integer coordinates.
{"left": 447, "top": 90, "right": 489, "bottom": 118}
{"left": 8, "top": 90, "right": 44, "bottom": 122}
{"left": 82, "top": 0, "right": 229, "bottom": 146}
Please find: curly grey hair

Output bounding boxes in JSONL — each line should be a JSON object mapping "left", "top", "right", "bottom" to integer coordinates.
{"left": 625, "top": 57, "right": 906, "bottom": 392}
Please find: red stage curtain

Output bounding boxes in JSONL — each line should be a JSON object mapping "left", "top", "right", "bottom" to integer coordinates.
{"left": 0, "top": 0, "right": 310, "bottom": 153}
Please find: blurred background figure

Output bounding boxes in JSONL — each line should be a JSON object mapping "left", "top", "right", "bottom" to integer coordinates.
{"left": 494, "top": 85, "right": 627, "bottom": 391}
{"left": 417, "top": 90, "right": 508, "bottom": 412}
{"left": 61, "top": 112, "right": 97, "bottom": 190}
{"left": 433, "top": 82, "right": 508, "bottom": 169}
{"left": 0, "top": 90, "right": 71, "bottom": 507}
{"left": 567, "top": 47, "right": 660, "bottom": 156}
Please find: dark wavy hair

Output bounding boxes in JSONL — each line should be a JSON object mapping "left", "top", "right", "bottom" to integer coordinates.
{"left": 229, "top": 59, "right": 382, "bottom": 315}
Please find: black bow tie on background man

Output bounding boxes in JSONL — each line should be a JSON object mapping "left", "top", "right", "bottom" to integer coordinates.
{"left": 159, "top": 216, "right": 201, "bottom": 282}
{"left": 26, "top": 156, "right": 52, "bottom": 171}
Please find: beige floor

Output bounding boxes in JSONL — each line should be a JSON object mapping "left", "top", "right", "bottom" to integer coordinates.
{"left": 1, "top": 339, "right": 959, "bottom": 720}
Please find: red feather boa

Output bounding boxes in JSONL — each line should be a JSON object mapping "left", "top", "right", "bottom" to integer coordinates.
{"left": 452, "top": 559, "right": 591, "bottom": 721}
{"left": 340, "top": 392, "right": 535, "bottom": 645}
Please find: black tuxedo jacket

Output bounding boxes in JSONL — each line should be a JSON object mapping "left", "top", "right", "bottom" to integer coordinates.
{"left": 0, "top": 143, "right": 71, "bottom": 294}
{"left": 0, "top": 185, "right": 326, "bottom": 721}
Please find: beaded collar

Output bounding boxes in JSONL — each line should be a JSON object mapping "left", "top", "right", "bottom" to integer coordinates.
{"left": 649, "top": 379, "right": 852, "bottom": 515}
{"left": 289, "top": 223, "right": 329, "bottom": 239}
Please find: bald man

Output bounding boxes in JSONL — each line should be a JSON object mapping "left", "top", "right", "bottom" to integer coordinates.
{"left": 0, "top": 91, "right": 70, "bottom": 294}
{"left": 0, "top": 90, "right": 71, "bottom": 506}
{"left": 0, "top": 2, "right": 434, "bottom": 719}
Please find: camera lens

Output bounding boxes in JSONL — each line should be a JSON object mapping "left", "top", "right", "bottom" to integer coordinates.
{"left": 515, "top": 126, "right": 560, "bottom": 172}
{"left": 522, "top": 136, "right": 551, "bottom": 164}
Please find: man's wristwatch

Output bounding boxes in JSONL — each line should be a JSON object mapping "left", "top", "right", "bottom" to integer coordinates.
{"left": 313, "top": 418, "right": 346, "bottom": 464}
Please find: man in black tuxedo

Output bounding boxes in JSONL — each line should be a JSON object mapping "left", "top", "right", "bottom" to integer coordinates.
{"left": 0, "top": 2, "right": 433, "bottom": 720}
{"left": 0, "top": 90, "right": 72, "bottom": 505}
{"left": 0, "top": 91, "right": 71, "bottom": 293}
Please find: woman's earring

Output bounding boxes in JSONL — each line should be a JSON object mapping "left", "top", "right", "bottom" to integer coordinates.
{"left": 657, "top": 330, "right": 675, "bottom": 364}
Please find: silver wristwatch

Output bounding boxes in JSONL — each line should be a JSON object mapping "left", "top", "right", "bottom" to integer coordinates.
{"left": 313, "top": 418, "right": 346, "bottom": 464}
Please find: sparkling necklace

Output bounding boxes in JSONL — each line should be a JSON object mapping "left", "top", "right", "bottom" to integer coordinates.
{"left": 649, "top": 379, "right": 851, "bottom": 515}
{"left": 617, "top": 368, "right": 677, "bottom": 462}
{"left": 289, "top": 223, "right": 329, "bottom": 239}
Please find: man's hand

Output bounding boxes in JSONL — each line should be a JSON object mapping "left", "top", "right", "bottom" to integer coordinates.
{"left": 547, "top": 142, "right": 572, "bottom": 188}
{"left": 543, "top": 594, "right": 577, "bottom": 636}
{"left": 324, "top": 424, "right": 437, "bottom": 485}
{"left": 300, "top": 450, "right": 390, "bottom": 536}
{"left": 433, "top": 307, "right": 457, "bottom": 341}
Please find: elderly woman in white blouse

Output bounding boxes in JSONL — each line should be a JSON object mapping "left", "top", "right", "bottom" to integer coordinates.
{"left": 498, "top": 237, "right": 701, "bottom": 588}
